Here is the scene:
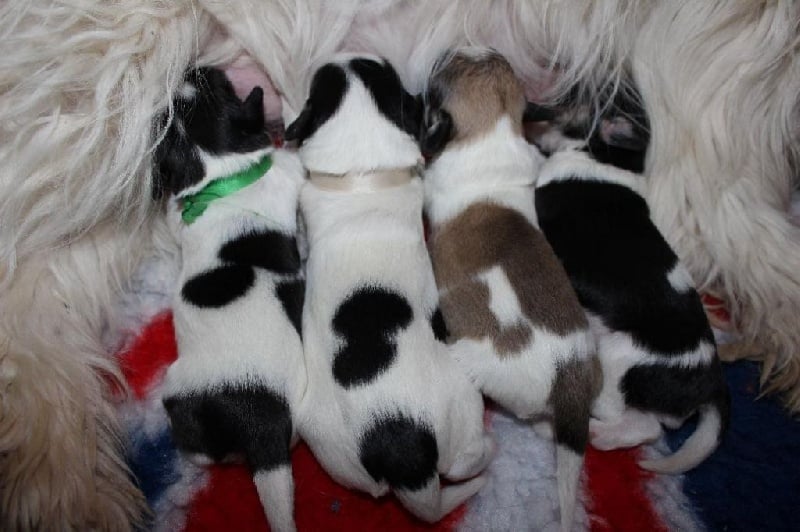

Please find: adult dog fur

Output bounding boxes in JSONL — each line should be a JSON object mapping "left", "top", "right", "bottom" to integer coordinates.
{"left": 2, "top": 1, "right": 799, "bottom": 528}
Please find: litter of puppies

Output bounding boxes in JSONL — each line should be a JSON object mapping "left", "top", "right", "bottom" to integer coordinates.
{"left": 154, "top": 49, "right": 729, "bottom": 528}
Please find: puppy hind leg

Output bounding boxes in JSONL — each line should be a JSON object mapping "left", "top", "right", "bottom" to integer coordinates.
{"left": 447, "top": 338, "right": 495, "bottom": 389}
{"left": 246, "top": 404, "right": 295, "bottom": 532}
{"left": 589, "top": 410, "right": 662, "bottom": 451}
{"left": 395, "top": 475, "right": 487, "bottom": 523}
{"left": 253, "top": 464, "right": 296, "bottom": 532}
{"left": 445, "top": 433, "right": 495, "bottom": 481}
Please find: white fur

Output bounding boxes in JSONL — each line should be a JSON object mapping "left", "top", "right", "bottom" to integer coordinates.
{"left": 296, "top": 65, "right": 492, "bottom": 522}
{"left": 254, "top": 466, "right": 295, "bottom": 532}
{"left": 482, "top": 266, "right": 526, "bottom": 329}
{"left": 667, "top": 264, "right": 695, "bottom": 293}
{"left": 639, "top": 405, "right": 723, "bottom": 474}
{"left": 0, "top": 4, "right": 239, "bottom": 525}
{"left": 632, "top": 1, "right": 800, "bottom": 407}
{"left": 425, "top": 116, "right": 544, "bottom": 227}
{"left": 163, "top": 149, "right": 305, "bottom": 395}
{"left": 537, "top": 150, "right": 646, "bottom": 197}
{"left": 299, "top": 175, "right": 492, "bottom": 519}
{"left": 296, "top": 61, "right": 422, "bottom": 174}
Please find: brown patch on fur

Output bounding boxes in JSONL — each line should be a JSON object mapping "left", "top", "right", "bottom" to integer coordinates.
{"left": 439, "top": 280, "right": 532, "bottom": 355}
{"left": 431, "top": 202, "right": 588, "bottom": 355}
{"left": 549, "top": 355, "right": 602, "bottom": 453}
{"left": 432, "top": 50, "right": 526, "bottom": 143}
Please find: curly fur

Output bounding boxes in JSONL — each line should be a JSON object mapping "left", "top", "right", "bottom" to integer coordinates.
{"left": 1, "top": 0, "right": 799, "bottom": 528}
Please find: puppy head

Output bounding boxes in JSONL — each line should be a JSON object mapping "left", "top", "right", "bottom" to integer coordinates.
{"left": 420, "top": 47, "right": 526, "bottom": 157}
{"left": 285, "top": 55, "right": 423, "bottom": 174}
{"left": 526, "top": 87, "right": 650, "bottom": 173}
{"left": 154, "top": 67, "right": 271, "bottom": 197}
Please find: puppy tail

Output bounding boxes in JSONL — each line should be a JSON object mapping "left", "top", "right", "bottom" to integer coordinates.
{"left": 253, "top": 464, "right": 296, "bottom": 532}
{"left": 555, "top": 444, "right": 584, "bottom": 532}
{"left": 639, "top": 393, "right": 730, "bottom": 474}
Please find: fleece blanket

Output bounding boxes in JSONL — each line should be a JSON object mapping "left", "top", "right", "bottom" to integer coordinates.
{"left": 117, "top": 193, "right": 800, "bottom": 532}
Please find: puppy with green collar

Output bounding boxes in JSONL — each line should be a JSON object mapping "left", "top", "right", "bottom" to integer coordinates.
{"left": 155, "top": 67, "right": 306, "bottom": 532}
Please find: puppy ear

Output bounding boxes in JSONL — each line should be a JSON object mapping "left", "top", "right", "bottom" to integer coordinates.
{"left": 152, "top": 119, "right": 205, "bottom": 198}
{"left": 419, "top": 107, "right": 453, "bottom": 156}
{"left": 242, "top": 86, "right": 265, "bottom": 129}
{"left": 400, "top": 93, "right": 424, "bottom": 139}
{"left": 284, "top": 103, "right": 312, "bottom": 144}
{"left": 523, "top": 102, "right": 558, "bottom": 122}
{"left": 599, "top": 116, "right": 648, "bottom": 151}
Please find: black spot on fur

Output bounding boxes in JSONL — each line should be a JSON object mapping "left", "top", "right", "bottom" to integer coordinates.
{"left": 430, "top": 307, "right": 448, "bottom": 343}
{"left": 163, "top": 385, "right": 292, "bottom": 472}
{"left": 181, "top": 264, "right": 255, "bottom": 308}
{"left": 349, "top": 58, "right": 421, "bottom": 138}
{"left": 219, "top": 229, "right": 301, "bottom": 274}
{"left": 332, "top": 286, "right": 413, "bottom": 388}
{"left": 284, "top": 64, "right": 348, "bottom": 145}
{"left": 153, "top": 67, "right": 272, "bottom": 197}
{"left": 535, "top": 180, "right": 715, "bottom": 356}
{"left": 622, "top": 358, "right": 730, "bottom": 429}
{"left": 276, "top": 279, "right": 305, "bottom": 337}
{"left": 359, "top": 413, "right": 438, "bottom": 491}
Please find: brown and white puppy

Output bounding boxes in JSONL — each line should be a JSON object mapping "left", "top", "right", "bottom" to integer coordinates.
{"left": 421, "top": 48, "right": 601, "bottom": 532}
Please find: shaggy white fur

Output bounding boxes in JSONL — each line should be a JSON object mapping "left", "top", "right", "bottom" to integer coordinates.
{"left": 2, "top": 0, "right": 799, "bottom": 528}
{"left": 632, "top": 1, "right": 800, "bottom": 408}
{"left": 0, "top": 2, "right": 228, "bottom": 528}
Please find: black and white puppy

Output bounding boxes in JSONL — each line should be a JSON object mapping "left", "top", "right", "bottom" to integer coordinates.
{"left": 155, "top": 67, "right": 306, "bottom": 531}
{"left": 531, "top": 103, "right": 730, "bottom": 473}
{"left": 286, "top": 55, "right": 493, "bottom": 522}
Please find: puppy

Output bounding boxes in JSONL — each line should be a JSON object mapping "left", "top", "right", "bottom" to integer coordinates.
{"left": 155, "top": 67, "right": 306, "bottom": 532}
{"left": 531, "top": 104, "right": 731, "bottom": 473}
{"left": 420, "top": 48, "right": 600, "bottom": 532}
{"left": 287, "top": 55, "right": 493, "bottom": 523}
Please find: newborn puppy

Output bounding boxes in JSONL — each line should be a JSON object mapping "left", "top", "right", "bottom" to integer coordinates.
{"left": 531, "top": 102, "right": 730, "bottom": 474}
{"left": 287, "top": 55, "right": 493, "bottom": 523}
{"left": 155, "top": 67, "right": 306, "bottom": 532}
{"left": 421, "top": 48, "right": 600, "bottom": 532}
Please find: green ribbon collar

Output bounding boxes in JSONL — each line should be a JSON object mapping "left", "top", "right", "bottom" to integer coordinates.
{"left": 180, "top": 154, "right": 272, "bottom": 225}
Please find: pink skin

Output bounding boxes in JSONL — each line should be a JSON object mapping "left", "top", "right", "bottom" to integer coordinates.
{"left": 224, "top": 55, "right": 285, "bottom": 145}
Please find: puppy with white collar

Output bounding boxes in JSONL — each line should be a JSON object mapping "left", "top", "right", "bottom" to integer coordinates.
{"left": 530, "top": 101, "right": 730, "bottom": 473}
{"left": 155, "top": 67, "right": 306, "bottom": 532}
{"left": 287, "top": 55, "right": 493, "bottom": 523}
{"left": 420, "top": 48, "right": 601, "bottom": 532}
